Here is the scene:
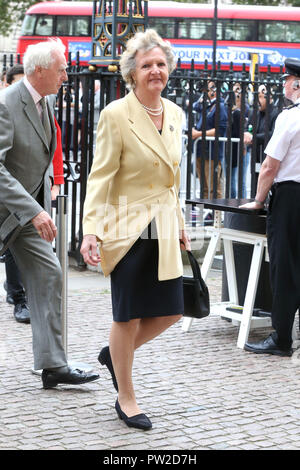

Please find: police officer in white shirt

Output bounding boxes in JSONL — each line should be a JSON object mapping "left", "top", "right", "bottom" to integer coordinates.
{"left": 240, "top": 57, "right": 300, "bottom": 357}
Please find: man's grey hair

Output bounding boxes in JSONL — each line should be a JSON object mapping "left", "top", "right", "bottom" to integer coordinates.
{"left": 120, "top": 29, "right": 176, "bottom": 90}
{"left": 23, "top": 38, "right": 66, "bottom": 76}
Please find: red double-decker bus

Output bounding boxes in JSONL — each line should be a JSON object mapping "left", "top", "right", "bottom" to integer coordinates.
{"left": 17, "top": 1, "right": 300, "bottom": 71}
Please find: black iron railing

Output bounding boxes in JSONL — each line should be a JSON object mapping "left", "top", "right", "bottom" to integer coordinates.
{"left": 0, "top": 54, "right": 285, "bottom": 265}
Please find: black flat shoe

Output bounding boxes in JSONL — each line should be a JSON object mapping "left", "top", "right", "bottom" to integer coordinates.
{"left": 115, "top": 400, "right": 152, "bottom": 431}
{"left": 98, "top": 346, "right": 118, "bottom": 391}
{"left": 42, "top": 367, "right": 100, "bottom": 389}
{"left": 244, "top": 334, "right": 292, "bottom": 357}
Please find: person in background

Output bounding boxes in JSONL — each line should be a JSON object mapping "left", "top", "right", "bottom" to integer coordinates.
{"left": 240, "top": 58, "right": 300, "bottom": 357}
{"left": 230, "top": 82, "right": 249, "bottom": 198}
{"left": 0, "top": 70, "right": 6, "bottom": 89}
{"left": 244, "top": 84, "right": 278, "bottom": 192}
{"left": 6, "top": 64, "right": 24, "bottom": 86}
{"left": 81, "top": 29, "right": 190, "bottom": 430}
{"left": 192, "top": 80, "right": 228, "bottom": 199}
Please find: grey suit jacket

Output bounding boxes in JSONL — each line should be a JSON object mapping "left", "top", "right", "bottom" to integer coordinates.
{"left": 0, "top": 79, "right": 57, "bottom": 252}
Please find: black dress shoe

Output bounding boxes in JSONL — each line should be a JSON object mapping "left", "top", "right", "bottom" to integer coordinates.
{"left": 14, "top": 303, "right": 30, "bottom": 324}
{"left": 42, "top": 367, "right": 100, "bottom": 389}
{"left": 244, "top": 334, "right": 292, "bottom": 357}
{"left": 98, "top": 346, "right": 118, "bottom": 391}
{"left": 115, "top": 400, "right": 152, "bottom": 431}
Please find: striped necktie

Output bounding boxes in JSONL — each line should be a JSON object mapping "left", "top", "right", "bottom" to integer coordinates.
{"left": 40, "top": 97, "right": 52, "bottom": 146}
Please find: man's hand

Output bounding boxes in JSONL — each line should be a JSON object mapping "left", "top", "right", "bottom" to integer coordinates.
{"left": 192, "top": 128, "right": 202, "bottom": 140}
{"left": 240, "top": 156, "right": 280, "bottom": 211}
{"left": 239, "top": 201, "right": 263, "bottom": 210}
{"left": 244, "top": 132, "right": 253, "bottom": 145}
{"left": 32, "top": 210, "right": 57, "bottom": 242}
{"left": 80, "top": 234, "right": 101, "bottom": 266}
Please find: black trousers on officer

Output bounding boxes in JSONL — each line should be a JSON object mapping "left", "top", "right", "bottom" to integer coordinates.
{"left": 267, "top": 182, "right": 300, "bottom": 349}
{"left": 5, "top": 249, "right": 26, "bottom": 304}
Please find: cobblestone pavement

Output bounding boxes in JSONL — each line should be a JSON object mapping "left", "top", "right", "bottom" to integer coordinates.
{"left": 1, "top": 263, "right": 300, "bottom": 451}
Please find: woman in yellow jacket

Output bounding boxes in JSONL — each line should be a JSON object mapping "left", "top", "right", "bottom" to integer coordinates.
{"left": 81, "top": 29, "right": 190, "bottom": 430}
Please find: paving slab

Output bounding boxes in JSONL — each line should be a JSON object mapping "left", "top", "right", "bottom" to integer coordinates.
{"left": 1, "top": 261, "right": 300, "bottom": 451}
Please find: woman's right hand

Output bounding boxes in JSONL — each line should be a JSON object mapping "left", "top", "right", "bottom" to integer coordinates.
{"left": 80, "top": 234, "right": 101, "bottom": 266}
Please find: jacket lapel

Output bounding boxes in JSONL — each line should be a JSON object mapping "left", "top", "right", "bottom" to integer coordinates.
{"left": 160, "top": 98, "right": 181, "bottom": 159}
{"left": 46, "top": 98, "right": 56, "bottom": 153}
{"left": 126, "top": 91, "right": 173, "bottom": 170}
{"left": 19, "top": 81, "right": 53, "bottom": 152}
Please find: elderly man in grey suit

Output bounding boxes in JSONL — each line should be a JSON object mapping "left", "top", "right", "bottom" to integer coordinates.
{"left": 0, "top": 39, "right": 99, "bottom": 388}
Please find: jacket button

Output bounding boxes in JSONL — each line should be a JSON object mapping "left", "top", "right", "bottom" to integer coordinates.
{"left": 154, "top": 161, "right": 159, "bottom": 167}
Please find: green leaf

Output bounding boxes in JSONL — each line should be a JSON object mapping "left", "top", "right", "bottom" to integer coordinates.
{"left": 0, "top": 0, "right": 36, "bottom": 36}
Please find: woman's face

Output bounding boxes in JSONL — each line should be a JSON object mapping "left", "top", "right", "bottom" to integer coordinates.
{"left": 132, "top": 46, "right": 169, "bottom": 96}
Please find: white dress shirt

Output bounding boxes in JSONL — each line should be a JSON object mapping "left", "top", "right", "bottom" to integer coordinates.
{"left": 265, "top": 98, "right": 300, "bottom": 183}
{"left": 23, "top": 76, "right": 44, "bottom": 118}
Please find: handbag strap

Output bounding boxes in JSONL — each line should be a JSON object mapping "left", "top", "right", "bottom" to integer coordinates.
{"left": 186, "top": 250, "right": 202, "bottom": 280}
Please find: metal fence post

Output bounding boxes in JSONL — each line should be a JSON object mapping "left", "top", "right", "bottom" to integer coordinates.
{"left": 56, "top": 195, "right": 94, "bottom": 373}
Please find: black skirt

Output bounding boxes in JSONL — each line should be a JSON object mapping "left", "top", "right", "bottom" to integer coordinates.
{"left": 110, "top": 231, "right": 184, "bottom": 322}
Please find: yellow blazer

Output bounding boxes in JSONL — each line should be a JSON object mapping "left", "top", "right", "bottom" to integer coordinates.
{"left": 82, "top": 90, "right": 185, "bottom": 280}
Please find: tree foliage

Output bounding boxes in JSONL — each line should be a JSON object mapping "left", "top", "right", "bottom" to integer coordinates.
{"left": 0, "top": 0, "right": 36, "bottom": 36}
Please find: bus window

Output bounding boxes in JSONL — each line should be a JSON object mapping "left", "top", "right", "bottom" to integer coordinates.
{"left": 56, "top": 17, "right": 71, "bottom": 36}
{"left": 73, "top": 17, "right": 90, "bottom": 36}
{"left": 56, "top": 16, "right": 90, "bottom": 36}
{"left": 148, "top": 18, "right": 175, "bottom": 38}
{"left": 35, "top": 15, "right": 54, "bottom": 36}
{"left": 178, "top": 19, "right": 221, "bottom": 40}
{"left": 286, "top": 22, "right": 300, "bottom": 42}
{"left": 223, "top": 20, "right": 254, "bottom": 41}
{"left": 260, "top": 22, "right": 286, "bottom": 41}
{"left": 259, "top": 21, "right": 300, "bottom": 42}
{"left": 21, "top": 14, "right": 37, "bottom": 36}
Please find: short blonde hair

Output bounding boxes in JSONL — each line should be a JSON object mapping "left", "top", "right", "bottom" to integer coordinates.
{"left": 120, "top": 29, "right": 176, "bottom": 90}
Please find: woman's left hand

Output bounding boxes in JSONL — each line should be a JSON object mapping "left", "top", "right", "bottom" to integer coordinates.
{"left": 80, "top": 234, "right": 101, "bottom": 266}
{"left": 180, "top": 229, "right": 191, "bottom": 251}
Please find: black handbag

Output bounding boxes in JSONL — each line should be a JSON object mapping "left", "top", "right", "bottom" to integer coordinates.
{"left": 183, "top": 250, "right": 210, "bottom": 319}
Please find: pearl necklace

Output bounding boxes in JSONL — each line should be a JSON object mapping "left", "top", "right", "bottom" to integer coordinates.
{"left": 134, "top": 92, "right": 163, "bottom": 116}
{"left": 141, "top": 103, "right": 163, "bottom": 116}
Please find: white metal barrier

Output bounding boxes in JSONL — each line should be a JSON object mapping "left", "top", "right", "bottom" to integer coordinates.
{"left": 179, "top": 135, "right": 251, "bottom": 203}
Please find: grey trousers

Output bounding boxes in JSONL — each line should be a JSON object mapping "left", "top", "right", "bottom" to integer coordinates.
{"left": 10, "top": 222, "right": 67, "bottom": 370}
